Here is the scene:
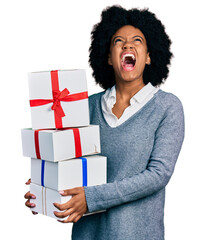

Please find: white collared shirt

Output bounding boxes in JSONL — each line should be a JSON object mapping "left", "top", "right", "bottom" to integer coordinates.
{"left": 101, "top": 82, "right": 159, "bottom": 128}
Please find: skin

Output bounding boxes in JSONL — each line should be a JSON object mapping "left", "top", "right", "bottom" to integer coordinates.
{"left": 24, "top": 179, "right": 38, "bottom": 215}
{"left": 24, "top": 25, "right": 151, "bottom": 223}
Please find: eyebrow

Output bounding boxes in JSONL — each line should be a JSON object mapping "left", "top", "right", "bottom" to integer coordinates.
{"left": 112, "top": 36, "right": 124, "bottom": 42}
{"left": 112, "top": 35, "right": 144, "bottom": 42}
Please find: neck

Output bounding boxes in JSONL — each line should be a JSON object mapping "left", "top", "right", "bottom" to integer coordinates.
{"left": 115, "top": 80, "right": 145, "bottom": 102}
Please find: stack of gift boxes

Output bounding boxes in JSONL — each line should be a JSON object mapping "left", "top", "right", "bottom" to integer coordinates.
{"left": 21, "top": 69, "right": 107, "bottom": 220}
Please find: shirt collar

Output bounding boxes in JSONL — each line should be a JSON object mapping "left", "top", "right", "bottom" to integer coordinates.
{"left": 132, "top": 82, "right": 157, "bottom": 104}
{"left": 103, "top": 82, "right": 158, "bottom": 107}
{"left": 102, "top": 85, "right": 116, "bottom": 109}
{"left": 109, "top": 85, "right": 116, "bottom": 99}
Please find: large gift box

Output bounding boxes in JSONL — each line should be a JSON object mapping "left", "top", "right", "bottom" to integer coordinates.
{"left": 28, "top": 69, "right": 89, "bottom": 129}
{"left": 21, "top": 125, "right": 100, "bottom": 162}
{"left": 31, "top": 155, "right": 107, "bottom": 191}
{"left": 30, "top": 183, "right": 105, "bottom": 220}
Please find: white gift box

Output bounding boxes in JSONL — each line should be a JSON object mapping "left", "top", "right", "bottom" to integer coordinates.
{"left": 30, "top": 183, "right": 71, "bottom": 219}
{"left": 31, "top": 155, "right": 107, "bottom": 191}
{"left": 28, "top": 69, "right": 89, "bottom": 129}
{"left": 30, "top": 183, "right": 105, "bottom": 220}
{"left": 21, "top": 125, "right": 100, "bottom": 162}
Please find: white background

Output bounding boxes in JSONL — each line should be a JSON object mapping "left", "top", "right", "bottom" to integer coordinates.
{"left": 1, "top": 0, "right": 205, "bottom": 239}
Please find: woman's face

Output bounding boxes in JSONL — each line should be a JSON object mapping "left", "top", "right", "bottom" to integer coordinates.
{"left": 108, "top": 25, "right": 150, "bottom": 85}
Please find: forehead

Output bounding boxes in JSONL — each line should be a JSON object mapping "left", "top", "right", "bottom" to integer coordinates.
{"left": 112, "top": 25, "right": 145, "bottom": 39}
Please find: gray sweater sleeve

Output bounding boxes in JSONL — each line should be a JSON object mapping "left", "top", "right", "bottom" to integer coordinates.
{"left": 84, "top": 95, "right": 185, "bottom": 213}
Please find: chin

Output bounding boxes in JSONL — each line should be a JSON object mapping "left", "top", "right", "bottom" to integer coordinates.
{"left": 120, "top": 71, "right": 142, "bottom": 83}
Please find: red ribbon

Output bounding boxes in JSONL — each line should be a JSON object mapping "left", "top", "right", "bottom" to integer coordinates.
{"left": 72, "top": 128, "right": 82, "bottom": 157}
{"left": 34, "top": 130, "right": 42, "bottom": 159}
{"left": 34, "top": 128, "right": 82, "bottom": 159}
{"left": 30, "top": 70, "right": 88, "bottom": 128}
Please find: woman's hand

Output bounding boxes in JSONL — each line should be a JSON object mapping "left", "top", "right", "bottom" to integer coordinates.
{"left": 53, "top": 187, "right": 88, "bottom": 223}
{"left": 24, "top": 179, "right": 38, "bottom": 215}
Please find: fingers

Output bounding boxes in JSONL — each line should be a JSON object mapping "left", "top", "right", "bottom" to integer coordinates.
{"left": 25, "top": 179, "right": 38, "bottom": 214}
{"left": 32, "top": 211, "right": 38, "bottom": 215}
{"left": 54, "top": 208, "right": 75, "bottom": 219}
{"left": 24, "top": 191, "right": 36, "bottom": 208}
{"left": 24, "top": 191, "right": 36, "bottom": 200}
{"left": 59, "top": 187, "right": 81, "bottom": 196}
{"left": 25, "top": 199, "right": 36, "bottom": 208}
{"left": 63, "top": 212, "right": 79, "bottom": 223}
{"left": 53, "top": 201, "right": 71, "bottom": 211}
{"left": 58, "top": 212, "right": 82, "bottom": 223}
{"left": 73, "top": 215, "right": 82, "bottom": 223}
{"left": 25, "top": 179, "right": 31, "bottom": 185}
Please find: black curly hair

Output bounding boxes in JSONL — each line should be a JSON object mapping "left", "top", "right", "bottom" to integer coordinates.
{"left": 89, "top": 5, "right": 173, "bottom": 90}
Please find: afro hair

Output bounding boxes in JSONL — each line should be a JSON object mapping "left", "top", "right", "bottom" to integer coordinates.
{"left": 89, "top": 5, "right": 173, "bottom": 89}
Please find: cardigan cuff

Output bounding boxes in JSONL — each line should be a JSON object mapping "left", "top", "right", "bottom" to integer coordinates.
{"left": 84, "top": 186, "right": 102, "bottom": 213}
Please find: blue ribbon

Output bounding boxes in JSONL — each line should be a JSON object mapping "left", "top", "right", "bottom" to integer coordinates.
{"left": 41, "top": 160, "right": 45, "bottom": 187}
{"left": 79, "top": 157, "right": 87, "bottom": 186}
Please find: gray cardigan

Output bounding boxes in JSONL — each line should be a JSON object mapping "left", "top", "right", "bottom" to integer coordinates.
{"left": 72, "top": 89, "right": 185, "bottom": 240}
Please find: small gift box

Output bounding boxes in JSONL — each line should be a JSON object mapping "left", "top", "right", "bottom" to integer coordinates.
{"left": 28, "top": 69, "right": 89, "bottom": 129}
{"left": 30, "top": 183, "right": 105, "bottom": 220}
{"left": 21, "top": 125, "right": 100, "bottom": 162}
{"left": 31, "top": 155, "right": 107, "bottom": 191}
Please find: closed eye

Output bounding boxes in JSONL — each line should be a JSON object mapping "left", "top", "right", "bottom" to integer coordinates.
{"left": 114, "top": 38, "right": 123, "bottom": 44}
{"left": 133, "top": 38, "right": 142, "bottom": 42}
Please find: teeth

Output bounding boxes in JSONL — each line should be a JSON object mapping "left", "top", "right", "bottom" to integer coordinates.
{"left": 122, "top": 53, "right": 135, "bottom": 62}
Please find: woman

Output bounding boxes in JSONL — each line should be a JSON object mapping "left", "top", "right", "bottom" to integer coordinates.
{"left": 25, "top": 5, "right": 185, "bottom": 240}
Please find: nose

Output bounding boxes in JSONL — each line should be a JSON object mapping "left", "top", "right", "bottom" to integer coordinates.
{"left": 122, "top": 40, "right": 134, "bottom": 50}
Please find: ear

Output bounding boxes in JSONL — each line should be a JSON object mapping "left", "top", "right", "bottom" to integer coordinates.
{"left": 146, "top": 52, "right": 151, "bottom": 65}
{"left": 108, "top": 53, "right": 112, "bottom": 66}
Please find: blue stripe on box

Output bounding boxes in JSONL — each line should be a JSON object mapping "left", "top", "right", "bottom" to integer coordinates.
{"left": 41, "top": 160, "right": 45, "bottom": 187}
{"left": 79, "top": 157, "right": 87, "bottom": 186}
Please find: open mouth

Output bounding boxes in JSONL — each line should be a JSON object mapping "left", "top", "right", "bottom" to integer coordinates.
{"left": 121, "top": 53, "right": 136, "bottom": 71}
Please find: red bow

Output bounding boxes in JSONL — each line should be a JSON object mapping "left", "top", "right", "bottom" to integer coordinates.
{"left": 51, "top": 88, "right": 70, "bottom": 117}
